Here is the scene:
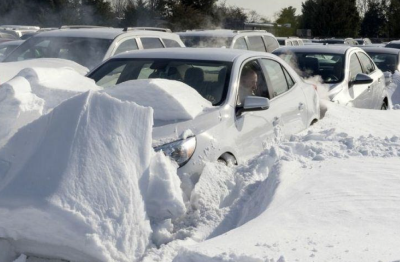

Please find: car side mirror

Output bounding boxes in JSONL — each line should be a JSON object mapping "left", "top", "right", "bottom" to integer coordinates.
{"left": 350, "top": 73, "right": 373, "bottom": 87}
{"left": 236, "top": 96, "right": 270, "bottom": 116}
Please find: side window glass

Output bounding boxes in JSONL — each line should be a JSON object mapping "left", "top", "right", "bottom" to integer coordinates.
{"left": 263, "top": 36, "right": 279, "bottom": 52}
{"left": 247, "top": 36, "right": 266, "bottom": 52}
{"left": 283, "top": 66, "right": 295, "bottom": 89}
{"left": 141, "top": 38, "right": 164, "bottom": 49}
{"left": 237, "top": 60, "right": 269, "bottom": 106}
{"left": 114, "top": 39, "right": 138, "bottom": 55}
{"left": 162, "top": 38, "right": 181, "bottom": 48}
{"left": 292, "top": 40, "right": 299, "bottom": 46}
{"left": 350, "top": 54, "right": 363, "bottom": 81}
{"left": 261, "top": 59, "right": 289, "bottom": 97}
{"left": 357, "top": 52, "right": 375, "bottom": 74}
{"left": 233, "top": 37, "right": 248, "bottom": 50}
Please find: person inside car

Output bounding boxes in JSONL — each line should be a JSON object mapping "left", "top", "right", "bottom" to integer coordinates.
{"left": 238, "top": 66, "right": 259, "bottom": 105}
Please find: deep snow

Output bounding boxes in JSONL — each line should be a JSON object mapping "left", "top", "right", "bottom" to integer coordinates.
{"left": 0, "top": 66, "right": 399, "bottom": 262}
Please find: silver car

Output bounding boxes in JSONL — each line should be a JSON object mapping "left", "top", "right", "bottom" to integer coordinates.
{"left": 274, "top": 46, "right": 389, "bottom": 109}
{"left": 88, "top": 48, "right": 320, "bottom": 179}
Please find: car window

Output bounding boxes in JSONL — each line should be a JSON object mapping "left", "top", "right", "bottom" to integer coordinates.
{"left": 350, "top": 53, "right": 363, "bottom": 81}
{"left": 357, "top": 52, "right": 375, "bottom": 74}
{"left": 162, "top": 38, "right": 181, "bottom": 48}
{"left": 233, "top": 37, "right": 248, "bottom": 50}
{"left": 141, "top": 38, "right": 164, "bottom": 49}
{"left": 237, "top": 60, "right": 269, "bottom": 106}
{"left": 261, "top": 59, "right": 289, "bottom": 97}
{"left": 114, "top": 39, "right": 138, "bottom": 55}
{"left": 3, "top": 37, "right": 112, "bottom": 69}
{"left": 263, "top": 36, "right": 279, "bottom": 52}
{"left": 367, "top": 52, "right": 397, "bottom": 73}
{"left": 283, "top": 66, "right": 295, "bottom": 89}
{"left": 292, "top": 40, "right": 299, "bottom": 46}
{"left": 247, "top": 36, "right": 266, "bottom": 52}
{"left": 90, "top": 59, "right": 232, "bottom": 106}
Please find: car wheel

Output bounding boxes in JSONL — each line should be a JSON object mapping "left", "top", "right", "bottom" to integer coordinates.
{"left": 381, "top": 101, "right": 388, "bottom": 110}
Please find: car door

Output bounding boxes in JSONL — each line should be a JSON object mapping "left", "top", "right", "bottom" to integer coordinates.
{"left": 260, "top": 58, "right": 308, "bottom": 136}
{"left": 234, "top": 59, "right": 275, "bottom": 160}
{"left": 348, "top": 52, "right": 371, "bottom": 108}
{"left": 357, "top": 51, "right": 385, "bottom": 109}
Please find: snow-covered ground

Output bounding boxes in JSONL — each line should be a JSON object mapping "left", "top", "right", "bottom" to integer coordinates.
{"left": 0, "top": 66, "right": 399, "bottom": 262}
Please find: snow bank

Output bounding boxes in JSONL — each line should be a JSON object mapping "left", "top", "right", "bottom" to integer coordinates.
{"left": 0, "top": 58, "right": 89, "bottom": 84}
{"left": 0, "top": 91, "right": 154, "bottom": 262}
{"left": 105, "top": 79, "right": 213, "bottom": 121}
{"left": 172, "top": 102, "right": 400, "bottom": 262}
{"left": 0, "top": 67, "right": 100, "bottom": 148}
{"left": 387, "top": 70, "right": 400, "bottom": 106}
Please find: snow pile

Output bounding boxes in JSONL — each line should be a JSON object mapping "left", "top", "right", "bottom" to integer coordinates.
{"left": 0, "top": 67, "right": 100, "bottom": 148}
{"left": 172, "top": 102, "right": 400, "bottom": 262}
{"left": 387, "top": 70, "right": 400, "bottom": 106}
{"left": 0, "top": 58, "right": 89, "bottom": 84}
{"left": 0, "top": 90, "right": 185, "bottom": 262}
{"left": 105, "top": 79, "right": 213, "bottom": 121}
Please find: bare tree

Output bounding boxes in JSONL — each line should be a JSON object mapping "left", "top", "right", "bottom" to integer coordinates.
{"left": 112, "top": 0, "right": 127, "bottom": 18}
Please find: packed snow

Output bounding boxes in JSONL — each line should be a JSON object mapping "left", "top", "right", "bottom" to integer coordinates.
{"left": 0, "top": 66, "right": 399, "bottom": 262}
{"left": 0, "top": 67, "right": 100, "bottom": 148}
{"left": 104, "top": 79, "right": 213, "bottom": 122}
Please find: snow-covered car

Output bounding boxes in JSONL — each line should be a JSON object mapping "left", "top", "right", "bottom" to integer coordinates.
{"left": 273, "top": 46, "right": 389, "bottom": 109}
{"left": 2, "top": 27, "right": 185, "bottom": 70}
{"left": 88, "top": 48, "right": 320, "bottom": 178}
{"left": 0, "top": 40, "right": 23, "bottom": 62}
{"left": 178, "top": 30, "right": 279, "bottom": 53}
{"left": 385, "top": 40, "right": 400, "bottom": 49}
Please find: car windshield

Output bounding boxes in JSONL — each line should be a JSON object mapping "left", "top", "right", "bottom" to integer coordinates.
{"left": 366, "top": 52, "right": 398, "bottom": 73}
{"left": 180, "top": 35, "right": 233, "bottom": 48}
{"left": 89, "top": 59, "right": 232, "bottom": 105}
{"left": 4, "top": 36, "right": 113, "bottom": 69}
{"left": 386, "top": 43, "right": 400, "bottom": 49}
{"left": 275, "top": 52, "right": 345, "bottom": 84}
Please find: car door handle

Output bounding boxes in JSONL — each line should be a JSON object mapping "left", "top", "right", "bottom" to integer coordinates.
{"left": 368, "top": 86, "right": 371, "bottom": 92}
{"left": 299, "top": 103, "right": 305, "bottom": 111}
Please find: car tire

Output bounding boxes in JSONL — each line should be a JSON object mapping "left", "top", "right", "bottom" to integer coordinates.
{"left": 381, "top": 101, "right": 388, "bottom": 110}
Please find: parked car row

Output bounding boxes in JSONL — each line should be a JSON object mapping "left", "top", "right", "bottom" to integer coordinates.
{"left": 0, "top": 25, "right": 395, "bottom": 178}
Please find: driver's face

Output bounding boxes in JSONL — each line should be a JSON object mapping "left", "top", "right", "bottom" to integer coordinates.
{"left": 242, "top": 71, "right": 258, "bottom": 91}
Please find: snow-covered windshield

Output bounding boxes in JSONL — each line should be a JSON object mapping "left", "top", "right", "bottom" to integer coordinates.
{"left": 276, "top": 52, "right": 345, "bottom": 84}
{"left": 366, "top": 53, "right": 398, "bottom": 73}
{"left": 180, "top": 35, "right": 233, "bottom": 48}
{"left": 89, "top": 59, "right": 232, "bottom": 105}
{"left": 3, "top": 37, "right": 113, "bottom": 69}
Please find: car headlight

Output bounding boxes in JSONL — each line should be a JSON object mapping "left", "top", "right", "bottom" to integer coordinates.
{"left": 154, "top": 136, "right": 196, "bottom": 167}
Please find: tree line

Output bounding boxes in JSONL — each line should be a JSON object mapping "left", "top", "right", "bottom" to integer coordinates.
{"left": 1, "top": 0, "right": 400, "bottom": 38}
{"left": 0, "top": 0, "right": 247, "bottom": 31}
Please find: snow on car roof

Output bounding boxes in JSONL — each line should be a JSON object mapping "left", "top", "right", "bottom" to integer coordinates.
{"left": 33, "top": 28, "right": 179, "bottom": 40}
{"left": 110, "top": 47, "right": 272, "bottom": 62}
{"left": 274, "top": 45, "right": 352, "bottom": 55}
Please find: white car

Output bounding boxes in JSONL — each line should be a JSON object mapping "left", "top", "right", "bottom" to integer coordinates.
{"left": 277, "top": 37, "right": 304, "bottom": 46}
{"left": 178, "top": 29, "right": 279, "bottom": 53}
{"left": 2, "top": 27, "right": 184, "bottom": 69}
{"left": 88, "top": 48, "right": 320, "bottom": 179}
{"left": 273, "top": 46, "right": 389, "bottom": 109}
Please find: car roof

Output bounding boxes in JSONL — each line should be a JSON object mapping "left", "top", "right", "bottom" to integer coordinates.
{"left": 109, "top": 48, "right": 272, "bottom": 62}
{"left": 177, "top": 30, "right": 274, "bottom": 38}
{"left": 360, "top": 46, "right": 400, "bottom": 54}
{"left": 273, "top": 45, "right": 352, "bottom": 55}
{"left": 32, "top": 28, "right": 178, "bottom": 40}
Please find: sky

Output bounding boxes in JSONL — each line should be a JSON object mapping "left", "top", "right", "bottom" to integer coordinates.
{"left": 222, "top": 0, "right": 303, "bottom": 21}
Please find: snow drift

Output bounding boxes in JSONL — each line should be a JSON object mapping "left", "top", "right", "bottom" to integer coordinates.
{"left": 0, "top": 67, "right": 100, "bottom": 148}
{"left": 105, "top": 79, "right": 213, "bottom": 121}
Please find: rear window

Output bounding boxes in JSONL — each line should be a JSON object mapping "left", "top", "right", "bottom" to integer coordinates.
{"left": 162, "top": 38, "right": 181, "bottom": 48}
{"left": 247, "top": 36, "right": 266, "bottom": 52}
{"left": 141, "top": 38, "right": 164, "bottom": 49}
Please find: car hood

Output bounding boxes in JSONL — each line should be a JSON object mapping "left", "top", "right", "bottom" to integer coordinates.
{"left": 152, "top": 107, "right": 222, "bottom": 147}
